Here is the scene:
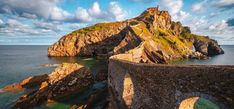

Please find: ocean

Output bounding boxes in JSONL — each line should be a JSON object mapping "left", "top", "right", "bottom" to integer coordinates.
{"left": 0, "top": 45, "right": 107, "bottom": 109}
{"left": 0, "top": 45, "right": 233, "bottom": 108}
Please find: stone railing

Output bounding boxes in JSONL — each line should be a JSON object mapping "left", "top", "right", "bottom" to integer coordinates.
{"left": 108, "top": 58, "right": 234, "bottom": 109}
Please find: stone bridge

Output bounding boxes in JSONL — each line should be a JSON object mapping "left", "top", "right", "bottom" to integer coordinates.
{"left": 108, "top": 59, "right": 234, "bottom": 109}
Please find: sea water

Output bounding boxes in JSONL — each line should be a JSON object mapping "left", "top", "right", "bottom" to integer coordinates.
{"left": 0, "top": 45, "right": 107, "bottom": 109}
{"left": 0, "top": 45, "right": 233, "bottom": 108}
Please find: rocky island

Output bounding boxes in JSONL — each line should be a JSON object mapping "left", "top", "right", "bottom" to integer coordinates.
{"left": 2, "top": 7, "right": 232, "bottom": 109}
{"left": 48, "top": 7, "right": 223, "bottom": 63}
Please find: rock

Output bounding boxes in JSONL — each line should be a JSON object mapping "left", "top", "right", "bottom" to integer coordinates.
{"left": 12, "top": 63, "right": 94, "bottom": 109}
{"left": 193, "top": 38, "right": 224, "bottom": 56}
{"left": 48, "top": 7, "right": 224, "bottom": 63}
{"left": 70, "top": 88, "right": 108, "bottom": 109}
{"left": 96, "top": 68, "right": 108, "bottom": 81}
{"left": 48, "top": 22, "right": 127, "bottom": 57}
{"left": 1, "top": 74, "right": 48, "bottom": 92}
{"left": 208, "top": 40, "right": 224, "bottom": 56}
{"left": 189, "top": 52, "right": 207, "bottom": 60}
{"left": 194, "top": 40, "right": 208, "bottom": 55}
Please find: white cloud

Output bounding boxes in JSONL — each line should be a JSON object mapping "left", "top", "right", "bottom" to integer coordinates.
{"left": 159, "top": 0, "right": 189, "bottom": 21}
{"left": 75, "top": 7, "right": 92, "bottom": 22}
{"left": 0, "top": 0, "right": 70, "bottom": 21}
{"left": 160, "top": 0, "right": 183, "bottom": 15}
{"left": 217, "top": 0, "right": 234, "bottom": 6}
{"left": 21, "top": 13, "right": 37, "bottom": 19}
{"left": 7, "top": 19, "right": 25, "bottom": 27}
{"left": 107, "top": 2, "right": 127, "bottom": 21}
{"left": 69, "top": 23, "right": 88, "bottom": 30}
{"left": 185, "top": 16, "right": 208, "bottom": 33}
{"left": 0, "top": 1, "right": 127, "bottom": 23}
{"left": 33, "top": 21, "right": 62, "bottom": 32}
{"left": 129, "top": 0, "right": 154, "bottom": 3}
{"left": 0, "top": 18, "right": 4, "bottom": 25}
{"left": 209, "top": 20, "right": 229, "bottom": 31}
{"left": 173, "top": 11, "right": 190, "bottom": 21}
{"left": 50, "top": 7, "right": 71, "bottom": 21}
{"left": 192, "top": 2, "right": 205, "bottom": 12}
{"left": 209, "top": 12, "right": 218, "bottom": 17}
{"left": 74, "top": 1, "right": 127, "bottom": 22}
{"left": 0, "top": 18, "right": 62, "bottom": 36}
{"left": 88, "top": 2, "right": 101, "bottom": 17}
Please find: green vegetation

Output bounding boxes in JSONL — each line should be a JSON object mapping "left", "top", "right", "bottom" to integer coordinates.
{"left": 71, "top": 22, "right": 122, "bottom": 35}
{"left": 130, "top": 21, "right": 152, "bottom": 37}
{"left": 152, "top": 27, "right": 193, "bottom": 57}
{"left": 181, "top": 32, "right": 209, "bottom": 42}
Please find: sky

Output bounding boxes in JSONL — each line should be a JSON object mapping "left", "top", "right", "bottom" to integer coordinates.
{"left": 0, "top": 0, "right": 234, "bottom": 45}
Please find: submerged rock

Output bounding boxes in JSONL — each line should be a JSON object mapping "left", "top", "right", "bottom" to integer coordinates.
{"left": 48, "top": 7, "right": 224, "bottom": 63}
{"left": 6, "top": 63, "right": 94, "bottom": 109}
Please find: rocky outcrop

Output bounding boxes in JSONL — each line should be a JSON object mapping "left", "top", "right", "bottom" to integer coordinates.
{"left": 48, "top": 7, "right": 224, "bottom": 63}
{"left": 4, "top": 63, "right": 94, "bottom": 109}
{"left": 48, "top": 22, "right": 127, "bottom": 56}
{"left": 1, "top": 74, "right": 48, "bottom": 92}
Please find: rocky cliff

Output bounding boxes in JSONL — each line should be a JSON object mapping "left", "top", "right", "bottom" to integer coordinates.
{"left": 48, "top": 7, "right": 224, "bottom": 63}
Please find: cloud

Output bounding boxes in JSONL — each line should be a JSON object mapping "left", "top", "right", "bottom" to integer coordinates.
{"left": 69, "top": 23, "right": 88, "bottom": 30}
{"left": 0, "top": 19, "right": 38, "bottom": 35}
{"left": 88, "top": 2, "right": 101, "bottom": 17}
{"left": 0, "top": 1, "right": 127, "bottom": 23}
{"left": 21, "top": 13, "right": 37, "bottom": 19}
{"left": 227, "top": 18, "right": 234, "bottom": 26}
{"left": 75, "top": 7, "right": 92, "bottom": 22}
{"left": 0, "top": 0, "right": 70, "bottom": 21}
{"left": 129, "top": 0, "right": 154, "bottom": 3}
{"left": 0, "top": 18, "right": 4, "bottom": 25}
{"left": 7, "top": 19, "right": 25, "bottom": 27}
{"left": 185, "top": 16, "right": 208, "bottom": 33}
{"left": 215, "top": 0, "right": 234, "bottom": 10}
{"left": 33, "top": 21, "right": 62, "bottom": 32}
{"left": 209, "top": 12, "right": 219, "bottom": 17}
{"left": 207, "top": 20, "right": 234, "bottom": 41}
{"left": 107, "top": 2, "right": 127, "bottom": 21}
{"left": 209, "top": 20, "right": 229, "bottom": 31}
{"left": 159, "top": 0, "right": 189, "bottom": 21}
{"left": 0, "top": 18, "right": 63, "bottom": 36}
{"left": 173, "top": 11, "right": 190, "bottom": 21}
{"left": 192, "top": 0, "right": 207, "bottom": 12}
{"left": 74, "top": 1, "right": 127, "bottom": 22}
{"left": 159, "top": 0, "right": 183, "bottom": 15}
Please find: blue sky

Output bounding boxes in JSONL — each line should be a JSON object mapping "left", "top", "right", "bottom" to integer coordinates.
{"left": 0, "top": 0, "right": 234, "bottom": 45}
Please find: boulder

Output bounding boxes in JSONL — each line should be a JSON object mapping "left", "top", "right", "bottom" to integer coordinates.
{"left": 208, "top": 40, "right": 224, "bottom": 56}
{"left": 96, "top": 68, "right": 108, "bottom": 81}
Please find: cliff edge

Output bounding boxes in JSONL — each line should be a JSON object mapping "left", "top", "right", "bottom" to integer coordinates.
{"left": 48, "top": 7, "right": 224, "bottom": 63}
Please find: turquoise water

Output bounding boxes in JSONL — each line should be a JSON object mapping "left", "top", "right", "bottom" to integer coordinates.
{"left": 0, "top": 45, "right": 107, "bottom": 109}
{"left": 0, "top": 45, "right": 233, "bottom": 108}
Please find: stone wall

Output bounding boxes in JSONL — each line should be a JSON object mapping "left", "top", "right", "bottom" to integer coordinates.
{"left": 108, "top": 59, "right": 234, "bottom": 109}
